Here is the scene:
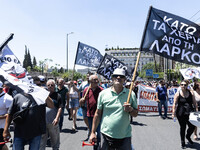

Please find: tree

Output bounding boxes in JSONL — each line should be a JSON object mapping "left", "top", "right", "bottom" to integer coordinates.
{"left": 27, "top": 49, "right": 32, "bottom": 69}
{"left": 23, "top": 46, "right": 28, "bottom": 69}
{"left": 33, "top": 56, "right": 37, "bottom": 68}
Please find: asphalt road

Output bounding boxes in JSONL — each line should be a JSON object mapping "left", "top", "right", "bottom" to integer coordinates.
{"left": 8, "top": 111, "right": 200, "bottom": 150}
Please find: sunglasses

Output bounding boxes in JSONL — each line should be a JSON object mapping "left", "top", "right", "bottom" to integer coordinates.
{"left": 47, "top": 84, "right": 54, "bottom": 87}
{"left": 181, "top": 84, "right": 187, "bottom": 86}
{"left": 112, "top": 75, "right": 125, "bottom": 79}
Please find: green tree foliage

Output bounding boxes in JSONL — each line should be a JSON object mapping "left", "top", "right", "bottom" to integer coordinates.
{"left": 33, "top": 56, "right": 37, "bottom": 68}
{"left": 23, "top": 45, "right": 32, "bottom": 69}
{"left": 62, "top": 69, "right": 83, "bottom": 81}
{"left": 27, "top": 50, "right": 32, "bottom": 69}
{"left": 23, "top": 47, "right": 28, "bottom": 69}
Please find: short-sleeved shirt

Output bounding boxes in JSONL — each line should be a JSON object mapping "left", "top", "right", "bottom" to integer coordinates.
{"left": 46, "top": 92, "right": 62, "bottom": 124}
{"left": 97, "top": 87, "right": 137, "bottom": 139}
{"left": 56, "top": 86, "right": 68, "bottom": 106}
{"left": 0, "top": 92, "right": 13, "bottom": 128}
{"left": 156, "top": 85, "right": 167, "bottom": 101}
{"left": 83, "top": 86, "right": 103, "bottom": 117}
{"left": 8, "top": 93, "right": 46, "bottom": 140}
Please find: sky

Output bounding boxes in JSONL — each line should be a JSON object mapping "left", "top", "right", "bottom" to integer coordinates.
{"left": 0, "top": 0, "right": 200, "bottom": 70}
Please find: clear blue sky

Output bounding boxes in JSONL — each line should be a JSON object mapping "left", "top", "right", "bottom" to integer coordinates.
{"left": 0, "top": 0, "right": 200, "bottom": 70}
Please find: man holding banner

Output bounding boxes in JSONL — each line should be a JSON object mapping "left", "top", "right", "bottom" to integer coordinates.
{"left": 89, "top": 68, "right": 138, "bottom": 150}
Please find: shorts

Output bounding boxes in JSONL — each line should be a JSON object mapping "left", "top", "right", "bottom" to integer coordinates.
{"left": 81, "top": 106, "right": 87, "bottom": 119}
{"left": 69, "top": 98, "right": 79, "bottom": 108}
{"left": 0, "top": 128, "right": 5, "bottom": 150}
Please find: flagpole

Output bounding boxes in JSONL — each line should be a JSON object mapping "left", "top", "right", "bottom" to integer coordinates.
{"left": 72, "top": 42, "right": 80, "bottom": 80}
{"left": 0, "top": 33, "right": 14, "bottom": 52}
{"left": 127, "top": 6, "right": 152, "bottom": 103}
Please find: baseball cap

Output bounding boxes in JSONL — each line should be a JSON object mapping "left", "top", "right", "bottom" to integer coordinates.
{"left": 38, "top": 75, "right": 45, "bottom": 82}
{"left": 111, "top": 68, "right": 126, "bottom": 77}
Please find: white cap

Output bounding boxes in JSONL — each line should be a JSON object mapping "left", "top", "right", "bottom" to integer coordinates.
{"left": 38, "top": 75, "right": 45, "bottom": 82}
{"left": 111, "top": 68, "right": 126, "bottom": 77}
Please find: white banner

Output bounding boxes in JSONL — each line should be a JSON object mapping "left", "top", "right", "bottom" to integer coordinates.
{"left": 180, "top": 68, "right": 200, "bottom": 79}
{"left": 137, "top": 84, "right": 178, "bottom": 112}
{"left": 0, "top": 46, "right": 49, "bottom": 105}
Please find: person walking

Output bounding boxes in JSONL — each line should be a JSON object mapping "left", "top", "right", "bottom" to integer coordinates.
{"left": 192, "top": 82, "right": 200, "bottom": 140}
{"left": 40, "top": 79, "right": 62, "bottom": 150}
{"left": 0, "top": 81, "right": 13, "bottom": 150}
{"left": 56, "top": 78, "right": 69, "bottom": 131}
{"left": 156, "top": 80, "right": 168, "bottom": 119}
{"left": 68, "top": 81, "right": 80, "bottom": 131}
{"left": 89, "top": 68, "right": 138, "bottom": 150}
{"left": 81, "top": 74, "right": 103, "bottom": 150}
{"left": 172, "top": 80, "right": 198, "bottom": 148}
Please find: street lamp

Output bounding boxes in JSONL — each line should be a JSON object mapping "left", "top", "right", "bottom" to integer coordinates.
{"left": 66, "top": 32, "right": 74, "bottom": 72}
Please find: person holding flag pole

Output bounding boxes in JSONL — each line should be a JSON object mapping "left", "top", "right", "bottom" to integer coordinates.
{"left": 89, "top": 68, "right": 138, "bottom": 149}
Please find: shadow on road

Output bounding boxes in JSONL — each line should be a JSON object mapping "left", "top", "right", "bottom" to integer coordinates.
{"left": 131, "top": 121, "right": 147, "bottom": 126}
{"left": 186, "top": 142, "right": 200, "bottom": 149}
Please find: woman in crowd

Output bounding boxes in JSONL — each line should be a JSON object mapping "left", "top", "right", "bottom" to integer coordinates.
{"left": 192, "top": 82, "right": 200, "bottom": 140}
{"left": 172, "top": 80, "right": 198, "bottom": 148}
{"left": 69, "top": 81, "right": 80, "bottom": 131}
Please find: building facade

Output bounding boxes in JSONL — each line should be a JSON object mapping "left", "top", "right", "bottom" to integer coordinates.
{"left": 105, "top": 48, "right": 157, "bottom": 71}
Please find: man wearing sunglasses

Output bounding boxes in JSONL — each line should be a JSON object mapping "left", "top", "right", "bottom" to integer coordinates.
{"left": 40, "top": 79, "right": 62, "bottom": 150}
{"left": 89, "top": 68, "right": 138, "bottom": 150}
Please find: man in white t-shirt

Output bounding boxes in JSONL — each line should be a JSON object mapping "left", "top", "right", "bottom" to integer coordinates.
{"left": 0, "top": 81, "right": 13, "bottom": 150}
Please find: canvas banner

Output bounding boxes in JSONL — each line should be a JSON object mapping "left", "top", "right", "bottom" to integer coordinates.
{"left": 137, "top": 84, "right": 178, "bottom": 112}
{"left": 141, "top": 7, "right": 200, "bottom": 66}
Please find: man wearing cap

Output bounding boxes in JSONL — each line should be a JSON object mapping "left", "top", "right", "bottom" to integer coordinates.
{"left": 89, "top": 68, "right": 138, "bottom": 150}
{"left": 0, "top": 81, "right": 13, "bottom": 150}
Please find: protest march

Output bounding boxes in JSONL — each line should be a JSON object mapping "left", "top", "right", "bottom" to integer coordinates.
{"left": 0, "top": 3, "right": 200, "bottom": 150}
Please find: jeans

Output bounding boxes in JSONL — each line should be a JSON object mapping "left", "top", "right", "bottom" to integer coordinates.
{"left": 40, "top": 124, "right": 60, "bottom": 150}
{"left": 158, "top": 100, "right": 168, "bottom": 117}
{"left": 88, "top": 117, "right": 101, "bottom": 150}
{"left": 13, "top": 135, "right": 41, "bottom": 150}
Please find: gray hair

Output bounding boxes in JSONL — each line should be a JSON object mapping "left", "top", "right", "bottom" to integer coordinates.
{"left": 47, "top": 79, "right": 55, "bottom": 86}
{"left": 89, "top": 75, "right": 98, "bottom": 81}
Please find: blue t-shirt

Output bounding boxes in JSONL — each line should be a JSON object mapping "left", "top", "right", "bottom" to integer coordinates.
{"left": 156, "top": 85, "right": 167, "bottom": 101}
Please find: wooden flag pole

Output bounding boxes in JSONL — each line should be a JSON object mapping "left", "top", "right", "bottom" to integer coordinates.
{"left": 126, "top": 6, "right": 152, "bottom": 103}
{"left": 126, "top": 51, "right": 141, "bottom": 103}
{"left": 83, "top": 84, "right": 91, "bottom": 99}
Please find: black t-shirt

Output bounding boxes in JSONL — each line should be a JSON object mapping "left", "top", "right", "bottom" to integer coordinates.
{"left": 8, "top": 93, "right": 46, "bottom": 140}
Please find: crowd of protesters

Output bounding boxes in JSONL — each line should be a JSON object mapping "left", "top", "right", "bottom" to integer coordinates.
{"left": 0, "top": 69, "right": 200, "bottom": 149}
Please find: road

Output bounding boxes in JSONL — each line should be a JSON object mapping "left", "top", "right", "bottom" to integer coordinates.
{"left": 8, "top": 111, "right": 200, "bottom": 150}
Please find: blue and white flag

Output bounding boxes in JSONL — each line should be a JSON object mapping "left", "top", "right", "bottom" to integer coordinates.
{"left": 0, "top": 45, "right": 49, "bottom": 105}
{"left": 75, "top": 42, "right": 103, "bottom": 68}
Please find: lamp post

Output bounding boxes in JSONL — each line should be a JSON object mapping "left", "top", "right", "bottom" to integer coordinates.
{"left": 66, "top": 32, "right": 74, "bottom": 72}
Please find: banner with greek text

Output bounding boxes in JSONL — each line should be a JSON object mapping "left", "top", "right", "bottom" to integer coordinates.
{"left": 75, "top": 42, "right": 103, "bottom": 68}
{"left": 0, "top": 45, "right": 49, "bottom": 105}
{"left": 137, "top": 84, "right": 178, "bottom": 112}
{"left": 141, "top": 7, "right": 200, "bottom": 66}
{"left": 96, "top": 53, "right": 135, "bottom": 81}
